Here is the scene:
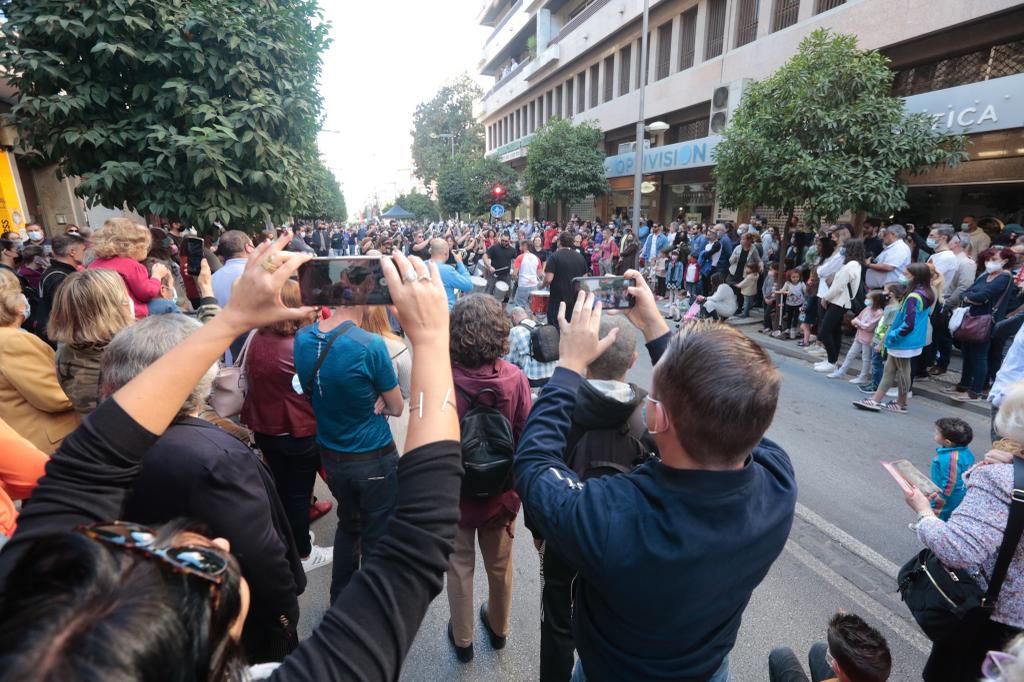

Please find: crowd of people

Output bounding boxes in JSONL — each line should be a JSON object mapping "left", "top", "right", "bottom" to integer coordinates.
{"left": 0, "top": 211, "right": 1022, "bottom": 682}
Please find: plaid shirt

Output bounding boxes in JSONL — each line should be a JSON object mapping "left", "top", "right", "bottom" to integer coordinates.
{"left": 504, "top": 323, "right": 556, "bottom": 382}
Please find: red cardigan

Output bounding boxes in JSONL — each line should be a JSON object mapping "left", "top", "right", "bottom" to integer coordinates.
{"left": 88, "top": 256, "right": 162, "bottom": 319}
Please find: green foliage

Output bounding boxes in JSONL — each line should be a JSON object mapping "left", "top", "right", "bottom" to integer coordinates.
{"left": 410, "top": 74, "right": 485, "bottom": 187}
{"left": 464, "top": 156, "right": 521, "bottom": 216}
{"left": 383, "top": 190, "right": 439, "bottom": 223}
{"left": 436, "top": 162, "right": 470, "bottom": 217}
{"left": 522, "top": 119, "right": 609, "bottom": 207}
{"left": 713, "top": 29, "right": 966, "bottom": 223}
{"left": 297, "top": 163, "right": 347, "bottom": 222}
{"left": 0, "top": 0, "right": 330, "bottom": 230}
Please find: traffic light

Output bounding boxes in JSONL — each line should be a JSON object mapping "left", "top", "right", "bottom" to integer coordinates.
{"left": 492, "top": 184, "right": 505, "bottom": 199}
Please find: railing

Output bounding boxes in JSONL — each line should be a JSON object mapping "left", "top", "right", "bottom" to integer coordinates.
{"left": 550, "top": 0, "right": 610, "bottom": 46}
{"left": 483, "top": 56, "right": 534, "bottom": 99}
{"left": 485, "top": 0, "right": 524, "bottom": 45}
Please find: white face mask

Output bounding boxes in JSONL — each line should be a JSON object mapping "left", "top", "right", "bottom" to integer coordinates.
{"left": 961, "top": 223, "right": 971, "bottom": 231}
{"left": 985, "top": 260, "right": 1003, "bottom": 273}
{"left": 28, "top": 231, "right": 42, "bottom": 241}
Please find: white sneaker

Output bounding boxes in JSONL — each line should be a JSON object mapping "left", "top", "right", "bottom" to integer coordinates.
{"left": 827, "top": 369, "right": 845, "bottom": 379}
{"left": 301, "top": 545, "right": 334, "bottom": 573}
{"left": 849, "top": 375, "right": 870, "bottom": 384}
{"left": 309, "top": 530, "right": 315, "bottom": 545}
{"left": 814, "top": 362, "right": 836, "bottom": 373}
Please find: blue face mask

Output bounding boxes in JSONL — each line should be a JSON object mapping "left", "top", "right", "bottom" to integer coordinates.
{"left": 926, "top": 237, "right": 938, "bottom": 249}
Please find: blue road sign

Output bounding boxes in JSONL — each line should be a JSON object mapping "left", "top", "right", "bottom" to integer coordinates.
{"left": 490, "top": 204, "right": 505, "bottom": 218}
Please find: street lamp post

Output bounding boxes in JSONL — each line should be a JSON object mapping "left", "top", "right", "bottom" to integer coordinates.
{"left": 432, "top": 132, "right": 456, "bottom": 161}
{"left": 631, "top": 0, "right": 651, "bottom": 235}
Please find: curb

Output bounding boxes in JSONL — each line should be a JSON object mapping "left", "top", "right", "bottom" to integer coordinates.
{"left": 737, "top": 326, "right": 991, "bottom": 417}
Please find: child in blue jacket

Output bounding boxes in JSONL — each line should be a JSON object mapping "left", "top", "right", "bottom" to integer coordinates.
{"left": 930, "top": 417, "right": 975, "bottom": 520}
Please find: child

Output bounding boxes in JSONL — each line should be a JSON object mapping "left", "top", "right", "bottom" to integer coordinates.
{"left": 760, "top": 262, "right": 778, "bottom": 334}
{"left": 830, "top": 290, "right": 884, "bottom": 382}
{"left": 737, "top": 263, "right": 760, "bottom": 318}
{"left": 665, "top": 250, "right": 685, "bottom": 320}
{"left": 655, "top": 248, "right": 669, "bottom": 298}
{"left": 858, "top": 284, "right": 905, "bottom": 395}
{"left": 774, "top": 269, "right": 806, "bottom": 339}
{"left": 929, "top": 417, "right": 975, "bottom": 520}
{"left": 684, "top": 255, "right": 700, "bottom": 302}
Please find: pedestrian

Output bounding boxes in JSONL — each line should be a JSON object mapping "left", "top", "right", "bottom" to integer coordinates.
{"left": 513, "top": 239, "right": 542, "bottom": 309}
{"left": 360, "top": 305, "right": 412, "bottom": 454}
{"left": 737, "top": 262, "right": 761, "bottom": 318}
{"left": 858, "top": 284, "right": 906, "bottom": 396}
{"left": 665, "top": 250, "right": 685, "bottom": 319}
{"left": 543, "top": 231, "right": 589, "bottom": 324}
{"left": 928, "top": 417, "right": 975, "bottom": 520}
{"left": 774, "top": 268, "right": 806, "bottom": 339}
{"left": 832, "top": 290, "right": 884, "bottom": 383}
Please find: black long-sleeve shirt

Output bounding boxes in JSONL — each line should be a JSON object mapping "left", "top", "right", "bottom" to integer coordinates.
{"left": 0, "top": 398, "right": 462, "bottom": 681}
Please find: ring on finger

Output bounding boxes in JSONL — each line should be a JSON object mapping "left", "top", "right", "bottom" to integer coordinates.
{"left": 403, "top": 268, "right": 418, "bottom": 283}
{"left": 418, "top": 272, "right": 432, "bottom": 281}
{"left": 260, "top": 257, "right": 279, "bottom": 274}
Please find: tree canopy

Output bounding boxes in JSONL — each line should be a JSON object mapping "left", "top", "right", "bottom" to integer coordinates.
{"left": 0, "top": 0, "right": 329, "bottom": 230}
{"left": 383, "top": 190, "right": 439, "bottom": 223}
{"left": 436, "top": 162, "right": 470, "bottom": 217}
{"left": 464, "top": 156, "right": 521, "bottom": 217}
{"left": 296, "top": 163, "right": 347, "bottom": 222}
{"left": 410, "top": 74, "right": 485, "bottom": 187}
{"left": 522, "top": 119, "right": 608, "bottom": 207}
{"left": 713, "top": 29, "right": 966, "bottom": 225}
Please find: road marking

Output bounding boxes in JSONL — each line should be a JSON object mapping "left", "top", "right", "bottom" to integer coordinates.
{"left": 785, "top": 540, "right": 931, "bottom": 654}
{"left": 795, "top": 502, "right": 900, "bottom": 578}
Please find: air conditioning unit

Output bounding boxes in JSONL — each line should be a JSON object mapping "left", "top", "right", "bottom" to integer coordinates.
{"left": 709, "top": 79, "right": 751, "bottom": 134}
{"left": 616, "top": 139, "right": 652, "bottom": 155}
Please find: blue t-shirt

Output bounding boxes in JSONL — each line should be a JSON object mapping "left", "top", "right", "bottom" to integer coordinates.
{"left": 294, "top": 321, "right": 398, "bottom": 453}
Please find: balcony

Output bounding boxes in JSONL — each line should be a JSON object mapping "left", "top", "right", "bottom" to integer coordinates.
{"left": 478, "top": 0, "right": 517, "bottom": 27}
{"left": 549, "top": 0, "right": 610, "bottom": 45}
{"left": 479, "top": 2, "right": 533, "bottom": 75}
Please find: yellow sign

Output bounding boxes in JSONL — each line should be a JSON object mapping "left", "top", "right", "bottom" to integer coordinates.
{"left": 0, "top": 151, "right": 26, "bottom": 235}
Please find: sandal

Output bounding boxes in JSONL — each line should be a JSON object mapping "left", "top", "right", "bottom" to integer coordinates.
{"left": 883, "top": 401, "right": 908, "bottom": 414}
{"left": 852, "top": 399, "right": 882, "bottom": 412}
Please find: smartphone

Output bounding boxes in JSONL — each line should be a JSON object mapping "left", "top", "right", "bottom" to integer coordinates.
{"left": 572, "top": 276, "right": 636, "bottom": 309}
{"left": 298, "top": 256, "right": 391, "bottom": 306}
{"left": 185, "top": 237, "right": 205, "bottom": 277}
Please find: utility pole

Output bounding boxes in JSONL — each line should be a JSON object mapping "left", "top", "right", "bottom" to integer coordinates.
{"left": 631, "top": 0, "right": 651, "bottom": 235}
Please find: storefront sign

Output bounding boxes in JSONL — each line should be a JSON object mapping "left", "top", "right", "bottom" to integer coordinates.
{"left": 488, "top": 133, "right": 534, "bottom": 160}
{"left": 903, "top": 72, "right": 1024, "bottom": 136}
{"left": 603, "top": 135, "right": 721, "bottom": 178}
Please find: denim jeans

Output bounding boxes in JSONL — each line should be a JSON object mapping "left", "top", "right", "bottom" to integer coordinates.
{"left": 321, "top": 449, "right": 399, "bottom": 603}
{"left": 768, "top": 643, "right": 833, "bottom": 682}
{"left": 514, "top": 284, "right": 536, "bottom": 309}
{"left": 255, "top": 432, "right": 321, "bottom": 557}
{"left": 960, "top": 338, "right": 992, "bottom": 394}
{"left": 571, "top": 655, "right": 729, "bottom": 682}
{"left": 870, "top": 348, "right": 884, "bottom": 386}
{"left": 742, "top": 295, "right": 756, "bottom": 317}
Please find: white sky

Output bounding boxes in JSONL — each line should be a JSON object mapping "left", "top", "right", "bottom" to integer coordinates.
{"left": 315, "top": 1, "right": 490, "bottom": 217}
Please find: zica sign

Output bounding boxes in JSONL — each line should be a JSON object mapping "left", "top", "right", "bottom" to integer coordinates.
{"left": 904, "top": 72, "right": 1024, "bottom": 136}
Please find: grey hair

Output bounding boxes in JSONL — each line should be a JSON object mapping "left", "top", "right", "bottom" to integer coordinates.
{"left": 884, "top": 224, "right": 907, "bottom": 240}
{"left": 100, "top": 314, "right": 218, "bottom": 418}
{"left": 509, "top": 306, "right": 529, "bottom": 322}
{"left": 956, "top": 232, "right": 972, "bottom": 253}
{"left": 932, "top": 224, "right": 956, "bottom": 242}
{"left": 995, "top": 380, "right": 1024, "bottom": 443}
{"left": 587, "top": 316, "right": 637, "bottom": 381}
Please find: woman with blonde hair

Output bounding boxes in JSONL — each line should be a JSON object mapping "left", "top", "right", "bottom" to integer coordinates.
{"left": 48, "top": 269, "right": 135, "bottom": 415}
{"left": 0, "top": 269, "right": 79, "bottom": 453}
{"left": 87, "top": 217, "right": 169, "bottom": 319}
{"left": 361, "top": 305, "right": 412, "bottom": 453}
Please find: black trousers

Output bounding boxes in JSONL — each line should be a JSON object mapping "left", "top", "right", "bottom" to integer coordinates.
{"left": 923, "top": 618, "right": 1019, "bottom": 681}
{"left": 254, "top": 432, "right": 321, "bottom": 558}
{"left": 768, "top": 643, "right": 833, "bottom": 682}
{"left": 923, "top": 306, "right": 953, "bottom": 369}
{"left": 540, "top": 542, "right": 576, "bottom": 682}
{"left": 819, "top": 303, "right": 846, "bottom": 364}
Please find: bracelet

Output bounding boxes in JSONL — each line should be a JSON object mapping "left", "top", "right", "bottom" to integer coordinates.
{"left": 410, "top": 388, "right": 458, "bottom": 420}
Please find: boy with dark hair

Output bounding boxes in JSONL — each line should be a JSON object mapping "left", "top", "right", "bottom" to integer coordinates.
{"left": 930, "top": 417, "right": 975, "bottom": 520}
{"left": 769, "top": 612, "right": 892, "bottom": 682}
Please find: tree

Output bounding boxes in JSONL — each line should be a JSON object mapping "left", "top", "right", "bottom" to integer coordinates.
{"left": 464, "top": 156, "right": 521, "bottom": 217}
{"left": 0, "top": 0, "right": 329, "bottom": 230}
{"left": 384, "top": 190, "right": 439, "bottom": 223}
{"left": 297, "top": 163, "right": 347, "bottom": 222}
{"left": 436, "top": 162, "right": 470, "bottom": 217}
{"left": 713, "top": 29, "right": 965, "bottom": 261}
{"left": 522, "top": 119, "right": 609, "bottom": 213}
{"left": 410, "top": 74, "right": 485, "bottom": 187}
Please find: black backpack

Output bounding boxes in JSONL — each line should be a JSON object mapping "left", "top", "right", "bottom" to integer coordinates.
{"left": 456, "top": 385, "right": 515, "bottom": 498}
{"left": 520, "top": 321, "right": 559, "bottom": 363}
{"left": 848, "top": 269, "right": 867, "bottom": 316}
{"left": 566, "top": 402, "right": 656, "bottom": 480}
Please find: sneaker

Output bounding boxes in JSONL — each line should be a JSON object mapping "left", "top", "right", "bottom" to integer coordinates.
{"left": 849, "top": 375, "right": 870, "bottom": 385}
{"left": 301, "top": 545, "right": 334, "bottom": 573}
{"left": 827, "top": 369, "right": 845, "bottom": 379}
{"left": 853, "top": 399, "right": 882, "bottom": 411}
{"left": 858, "top": 383, "right": 878, "bottom": 394}
{"left": 797, "top": 340, "right": 809, "bottom": 347}
{"left": 814, "top": 362, "right": 836, "bottom": 373}
{"left": 771, "top": 330, "right": 782, "bottom": 338}
{"left": 883, "top": 401, "right": 908, "bottom": 414}
{"left": 812, "top": 360, "right": 829, "bottom": 370}
{"left": 760, "top": 327, "right": 771, "bottom": 334}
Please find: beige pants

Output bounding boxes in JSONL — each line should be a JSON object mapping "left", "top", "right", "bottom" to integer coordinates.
{"left": 446, "top": 521, "right": 515, "bottom": 647}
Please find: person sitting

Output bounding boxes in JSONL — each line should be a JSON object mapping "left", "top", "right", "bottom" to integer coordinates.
{"left": 505, "top": 306, "right": 556, "bottom": 389}
{"left": 515, "top": 273, "right": 795, "bottom": 681}
{"left": 0, "top": 242, "right": 463, "bottom": 681}
{"left": 697, "top": 272, "right": 738, "bottom": 320}
{"left": 768, "top": 612, "right": 892, "bottom": 681}
{"left": 929, "top": 417, "right": 976, "bottom": 520}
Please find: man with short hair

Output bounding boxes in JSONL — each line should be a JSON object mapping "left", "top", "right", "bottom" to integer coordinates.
{"left": 515, "top": 281, "right": 796, "bottom": 682}
{"left": 505, "top": 307, "right": 556, "bottom": 388}
{"left": 39, "top": 233, "right": 86, "bottom": 307}
{"left": 429, "top": 238, "right": 472, "bottom": 309}
{"left": 864, "top": 225, "right": 911, "bottom": 290}
{"left": 861, "top": 219, "right": 884, "bottom": 259}
{"left": 211, "top": 230, "right": 255, "bottom": 306}
{"left": 961, "top": 214, "right": 990, "bottom": 256}
{"left": 768, "top": 612, "right": 892, "bottom": 682}
{"left": 309, "top": 222, "right": 330, "bottom": 257}
{"left": 543, "top": 231, "right": 589, "bottom": 324}
{"left": 483, "top": 231, "right": 517, "bottom": 299}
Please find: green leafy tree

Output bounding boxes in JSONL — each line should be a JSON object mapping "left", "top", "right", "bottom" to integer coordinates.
{"left": 384, "top": 190, "right": 439, "bottom": 223}
{"left": 297, "top": 164, "right": 347, "bottom": 222}
{"left": 436, "top": 162, "right": 470, "bottom": 217}
{"left": 410, "top": 74, "right": 485, "bottom": 187}
{"left": 0, "top": 0, "right": 329, "bottom": 230}
{"left": 713, "top": 29, "right": 965, "bottom": 260}
{"left": 522, "top": 119, "right": 608, "bottom": 213}
{"left": 465, "top": 156, "right": 521, "bottom": 217}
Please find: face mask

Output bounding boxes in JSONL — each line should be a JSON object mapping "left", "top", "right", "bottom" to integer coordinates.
{"left": 28, "top": 231, "right": 41, "bottom": 241}
{"left": 986, "top": 260, "right": 1003, "bottom": 273}
{"left": 168, "top": 287, "right": 178, "bottom": 305}
{"left": 897, "top": 275, "right": 909, "bottom": 285}
{"left": 19, "top": 294, "right": 30, "bottom": 320}
{"left": 926, "top": 237, "right": 938, "bottom": 249}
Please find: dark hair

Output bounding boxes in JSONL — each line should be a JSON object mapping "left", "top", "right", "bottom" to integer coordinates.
{"left": 449, "top": 294, "right": 510, "bottom": 367}
{"left": 653, "top": 321, "right": 780, "bottom": 465}
{"left": 816, "top": 236, "right": 836, "bottom": 262}
{"left": 843, "top": 238, "right": 865, "bottom": 264}
{"left": 904, "top": 263, "right": 933, "bottom": 306}
{"left": 710, "top": 272, "right": 724, "bottom": 289}
{"left": 935, "top": 417, "right": 973, "bottom": 446}
{"left": 867, "top": 290, "right": 885, "bottom": 310}
{"left": 217, "top": 230, "right": 252, "bottom": 259}
{"left": 977, "top": 246, "right": 1016, "bottom": 272}
{"left": 20, "top": 244, "right": 45, "bottom": 263}
{"left": 52, "top": 233, "right": 86, "bottom": 258}
{"left": 0, "top": 519, "right": 245, "bottom": 681}
{"left": 558, "top": 231, "right": 575, "bottom": 248}
{"left": 826, "top": 613, "right": 892, "bottom": 682}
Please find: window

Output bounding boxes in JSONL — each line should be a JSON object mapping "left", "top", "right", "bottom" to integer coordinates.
{"left": 555, "top": 85, "right": 563, "bottom": 118}
{"left": 603, "top": 55, "right": 615, "bottom": 101}
{"left": 545, "top": 90, "right": 554, "bottom": 122}
{"left": 589, "top": 63, "right": 600, "bottom": 108}
{"left": 577, "top": 72, "right": 586, "bottom": 111}
{"left": 678, "top": 8, "right": 697, "bottom": 70}
{"left": 735, "top": 0, "right": 759, "bottom": 47}
{"left": 674, "top": 118, "right": 710, "bottom": 142}
{"left": 705, "top": 0, "right": 727, "bottom": 59}
{"left": 891, "top": 38, "right": 1024, "bottom": 96}
{"left": 566, "top": 79, "right": 575, "bottom": 116}
{"left": 655, "top": 21, "right": 673, "bottom": 80}
{"left": 772, "top": 0, "right": 799, "bottom": 31}
{"left": 814, "top": 0, "right": 845, "bottom": 13}
{"left": 619, "top": 45, "right": 632, "bottom": 94}
{"left": 568, "top": 0, "right": 596, "bottom": 22}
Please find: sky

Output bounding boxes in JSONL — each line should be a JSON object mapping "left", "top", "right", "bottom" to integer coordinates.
{"left": 315, "top": 1, "right": 490, "bottom": 217}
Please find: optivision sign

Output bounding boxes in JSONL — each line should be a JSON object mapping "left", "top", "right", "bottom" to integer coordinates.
{"left": 903, "top": 72, "right": 1023, "bottom": 136}
{"left": 603, "top": 135, "right": 721, "bottom": 178}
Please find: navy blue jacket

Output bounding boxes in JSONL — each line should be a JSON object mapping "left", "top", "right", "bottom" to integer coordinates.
{"left": 514, "top": 333, "right": 797, "bottom": 681}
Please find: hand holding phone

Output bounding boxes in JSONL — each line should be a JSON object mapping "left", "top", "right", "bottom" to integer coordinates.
{"left": 572, "top": 276, "right": 636, "bottom": 309}
{"left": 298, "top": 256, "right": 392, "bottom": 306}
{"left": 185, "top": 237, "right": 205, "bottom": 277}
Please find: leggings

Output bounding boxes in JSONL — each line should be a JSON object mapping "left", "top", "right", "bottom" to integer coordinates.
{"left": 877, "top": 355, "right": 912, "bottom": 401}
{"left": 818, "top": 303, "right": 846, "bottom": 364}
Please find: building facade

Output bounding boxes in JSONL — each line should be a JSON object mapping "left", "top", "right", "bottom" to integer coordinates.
{"left": 476, "top": 0, "right": 1024, "bottom": 230}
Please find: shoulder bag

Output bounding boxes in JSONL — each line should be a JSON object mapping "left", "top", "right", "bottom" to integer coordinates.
{"left": 210, "top": 330, "right": 256, "bottom": 418}
{"left": 897, "top": 457, "right": 1024, "bottom": 643}
{"left": 954, "top": 275, "right": 1012, "bottom": 344}
{"left": 300, "top": 321, "right": 355, "bottom": 401}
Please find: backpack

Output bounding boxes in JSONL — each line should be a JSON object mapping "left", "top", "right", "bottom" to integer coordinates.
{"left": 566, "top": 400, "right": 656, "bottom": 480}
{"left": 520, "top": 321, "right": 559, "bottom": 363}
{"left": 456, "top": 385, "right": 515, "bottom": 498}
{"left": 848, "top": 269, "right": 867, "bottom": 315}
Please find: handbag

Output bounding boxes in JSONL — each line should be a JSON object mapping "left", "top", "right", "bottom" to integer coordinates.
{"left": 948, "top": 306, "right": 968, "bottom": 335}
{"left": 210, "top": 330, "right": 256, "bottom": 418}
{"left": 953, "top": 277, "right": 1011, "bottom": 344}
{"left": 897, "top": 457, "right": 1024, "bottom": 643}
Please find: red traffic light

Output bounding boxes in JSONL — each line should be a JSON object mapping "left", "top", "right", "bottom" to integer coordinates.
{"left": 492, "top": 184, "right": 505, "bottom": 197}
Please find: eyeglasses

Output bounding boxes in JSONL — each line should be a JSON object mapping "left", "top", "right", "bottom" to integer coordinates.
{"left": 76, "top": 522, "right": 228, "bottom": 603}
{"left": 641, "top": 395, "right": 668, "bottom": 435}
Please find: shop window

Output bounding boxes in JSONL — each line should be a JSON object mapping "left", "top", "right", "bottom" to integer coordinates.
{"left": 655, "top": 21, "right": 673, "bottom": 80}
{"left": 772, "top": 0, "right": 799, "bottom": 31}
{"left": 735, "top": 0, "right": 759, "bottom": 48}
{"left": 603, "top": 55, "right": 615, "bottom": 101}
{"left": 814, "top": 0, "right": 845, "bottom": 13}
{"left": 590, "top": 64, "right": 600, "bottom": 108}
{"left": 619, "top": 45, "right": 632, "bottom": 94}
{"left": 892, "top": 38, "right": 1024, "bottom": 96}
{"left": 705, "top": 0, "right": 727, "bottom": 60}
{"left": 678, "top": 8, "right": 697, "bottom": 70}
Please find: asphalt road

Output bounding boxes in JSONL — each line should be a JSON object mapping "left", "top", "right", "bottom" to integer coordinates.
{"left": 297, "top": 326, "right": 993, "bottom": 680}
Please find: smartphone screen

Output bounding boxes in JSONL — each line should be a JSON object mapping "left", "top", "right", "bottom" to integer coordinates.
{"left": 298, "top": 257, "right": 392, "bottom": 306}
{"left": 572, "top": 276, "right": 636, "bottom": 309}
{"left": 185, "top": 237, "right": 204, "bottom": 277}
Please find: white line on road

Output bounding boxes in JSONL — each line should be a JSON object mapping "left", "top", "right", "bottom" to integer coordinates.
{"left": 784, "top": 540, "right": 931, "bottom": 654}
{"left": 795, "top": 502, "right": 901, "bottom": 578}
